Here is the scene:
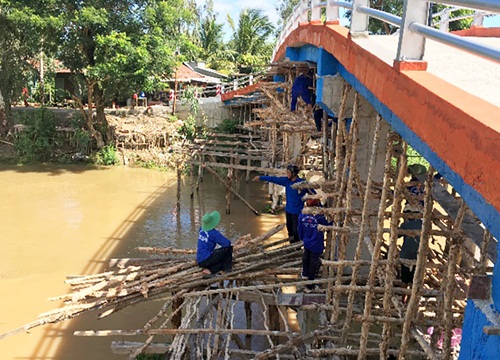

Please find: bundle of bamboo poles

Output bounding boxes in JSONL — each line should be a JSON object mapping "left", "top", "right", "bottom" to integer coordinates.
{"left": 249, "top": 82, "right": 316, "bottom": 131}
{"left": 0, "top": 224, "right": 323, "bottom": 357}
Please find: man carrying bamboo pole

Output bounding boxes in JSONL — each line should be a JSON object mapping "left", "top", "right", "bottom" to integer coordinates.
{"left": 196, "top": 211, "right": 233, "bottom": 277}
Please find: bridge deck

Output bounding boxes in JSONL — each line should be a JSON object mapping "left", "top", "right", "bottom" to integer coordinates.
{"left": 355, "top": 35, "right": 500, "bottom": 108}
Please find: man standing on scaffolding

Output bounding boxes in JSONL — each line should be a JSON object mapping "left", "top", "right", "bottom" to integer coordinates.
{"left": 290, "top": 72, "right": 313, "bottom": 112}
{"left": 253, "top": 164, "right": 308, "bottom": 243}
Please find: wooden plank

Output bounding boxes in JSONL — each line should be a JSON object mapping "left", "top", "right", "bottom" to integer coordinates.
{"left": 238, "top": 290, "right": 275, "bottom": 305}
{"left": 111, "top": 341, "right": 169, "bottom": 354}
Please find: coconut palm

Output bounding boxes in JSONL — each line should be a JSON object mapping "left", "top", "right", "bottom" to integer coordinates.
{"left": 227, "top": 8, "right": 275, "bottom": 57}
{"left": 199, "top": 0, "right": 225, "bottom": 57}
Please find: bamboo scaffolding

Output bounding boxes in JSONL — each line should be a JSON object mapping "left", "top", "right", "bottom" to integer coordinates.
{"left": 341, "top": 108, "right": 379, "bottom": 346}
{"left": 399, "top": 169, "right": 435, "bottom": 360}
{"left": 3, "top": 72, "right": 491, "bottom": 360}
{"left": 334, "top": 100, "right": 358, "bottom": 326}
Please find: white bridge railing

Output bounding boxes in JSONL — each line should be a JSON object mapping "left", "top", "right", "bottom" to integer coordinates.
{"left": 273, "top": 0, "right": 500, "bottom": 64}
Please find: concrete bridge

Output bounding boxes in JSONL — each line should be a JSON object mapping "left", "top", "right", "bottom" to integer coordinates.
{"left": 220, "top": 1, "right": 500, "bottom": 358}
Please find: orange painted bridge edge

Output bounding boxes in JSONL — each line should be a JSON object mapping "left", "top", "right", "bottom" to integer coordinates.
{"left": 221, "top": 83, "right": 260, "bottom": 102}
{"left": 451, "top": 26, "right": 500, "bottom": 37}
{"left": 273, "top": 23, "right": 500, "bottom": 216}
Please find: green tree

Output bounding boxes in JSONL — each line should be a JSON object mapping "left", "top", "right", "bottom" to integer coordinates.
{"left": 227, "top": 8, "right": 275, "bottom": 71}
{"left": 197, "top": 1, "right": 237, "bottom": 72}
{"left": 0, "top": 0, "right": 61, "bottom": 133}
{"left": 430, "top": 4, "right": 474, "bottom": 31}
{"left": 275, "top": 0, "right": 300, "bottom": 28}
{"left": 199, "top": 0, "right": 225, "bottom": 57}
{"left": 56, "top": 0, "right": 198, "bottom": 148}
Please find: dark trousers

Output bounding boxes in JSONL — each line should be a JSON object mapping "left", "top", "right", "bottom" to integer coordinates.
{"left": 314, "top": 108, "right": 323, "bottom": 132}
{"left": 198, "top": 246, "right": 233, "bottom": 273}
{"left": 302, "top": 249, "right": 322, "bottom": 289}
{"left": 286, "top": 212, "right": 300, "bottom": 243}
{"left": 290, "top": 90, "right": 311, "bottom": 111}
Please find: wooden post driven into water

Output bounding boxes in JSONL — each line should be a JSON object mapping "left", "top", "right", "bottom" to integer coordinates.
{"left": 176, "top": 160, "right": 182, "bottom": 213}
{"left": 226, "top": 165, "right": 232, "bottom": 214}
{"left": 202, "top": 163, "right": 260, "bottom": 216}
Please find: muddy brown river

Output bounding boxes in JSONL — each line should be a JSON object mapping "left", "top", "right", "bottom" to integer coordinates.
{"left": 0, "top": 164, "right": 286, "bottom": 360}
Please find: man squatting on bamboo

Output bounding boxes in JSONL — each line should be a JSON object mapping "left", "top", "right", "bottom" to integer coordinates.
{"left": 298, "top": 198, "right": 332, "bottom": 292}
{"left": 253, "top": 164, "right": 308, "bottom": 243}
{"left": 196, "top": 210, "right": 233, "bottom": 277}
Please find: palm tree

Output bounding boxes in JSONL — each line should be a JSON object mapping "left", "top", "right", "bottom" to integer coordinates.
{"left": 227, "top": 8, "right": 275, "bottom": 57}
{"left": 199, "top": 0, "right": 225, "bottom": 58}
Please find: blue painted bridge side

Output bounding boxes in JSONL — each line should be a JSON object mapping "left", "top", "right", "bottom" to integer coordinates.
{"left": 285, "top": 43, "right": 500, "bottom": 359}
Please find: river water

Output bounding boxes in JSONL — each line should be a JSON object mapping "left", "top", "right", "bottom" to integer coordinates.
{"left": 0, "top": 165, "right": 286, "bottom": 360}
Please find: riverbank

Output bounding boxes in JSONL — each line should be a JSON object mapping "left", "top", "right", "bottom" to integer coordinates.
{"left": 0, "top": 105, "right": 193, "bottom": 168}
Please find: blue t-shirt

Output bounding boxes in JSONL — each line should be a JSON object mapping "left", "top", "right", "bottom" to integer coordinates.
{"left": 291, "top": 75, "right": 311, "bottom": 94}
{"left": 196, "top": 228, "right": 231, "bottom": 263}
{"left": 298, "top": 212, "right": 331, "bottom": 253}
{"left": 259, "top": 175, "right": 307, "bottom": 214}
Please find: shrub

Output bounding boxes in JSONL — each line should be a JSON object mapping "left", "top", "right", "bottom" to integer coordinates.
{"left": 71, "top": 128, "right": 92, "bottom": 154}
{"left": 14, "top": 107, "right": 57, "bottom": 163}
{"left": 94, "top": 144, "right": 120, "bottom": 165}
{"left": 216, "top": 118, "right": 238, "bottom": 133}
{"left": 177, "top": 115, "right": 196, "bottom": 140}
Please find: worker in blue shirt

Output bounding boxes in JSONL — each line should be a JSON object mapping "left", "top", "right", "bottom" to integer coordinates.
{"left": 196, "top": 211, "right": 233, "bottom": 276}
{"left": 298, "top": 198, "right": 331, "bottom": 292}
{"left": 253, "top": 164, "right": 308, "bottom": 243}
{"left": 290, "top": 72, "right": 313, "bottom": 112}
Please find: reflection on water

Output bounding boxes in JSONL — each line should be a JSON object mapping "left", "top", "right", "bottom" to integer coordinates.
{"left": 0, "top": 164, "right": 286, "bottom": 360}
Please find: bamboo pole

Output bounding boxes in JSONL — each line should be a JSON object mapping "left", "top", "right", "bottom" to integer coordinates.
{"left": 322, "top": 108, "right": 328, "bottom": 178}
{"left": 332, "top": 90, "right": 356, "bottom": 324}
{"left": 176, "top": 160, "right": 182, "bottom": 213}
{"left": 310, "top": 347, "right": 427, "bottom": 357}
{"left": 399, "top": 168, "right": 434, "bottom": 359}
{"left": 74, "top": 328, "right": 303, "bottom": 337}
{"left": 358, "top": 130, "right": 395, "bottom": 359}
{"left": 328, "top": 82, "right": 350, "bottom": 310}
{"left": 442, "top": 200, "right": 466, "bottom": 360}
{"left": 225, "top": 156, "right": 232, "bottom": 214}
{"left": 381, "top": 140, "right": 407, "bottom": 359}
{"left": 202, "top": 163, "right": 259, "bottom": 215}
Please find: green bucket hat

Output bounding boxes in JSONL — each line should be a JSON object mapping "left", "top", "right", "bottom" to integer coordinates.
{"left": 201, "top": 211, "right": 221, "bottom": 231}
{"left": 408, "top": 164, "right": 427, "bottom": 176}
